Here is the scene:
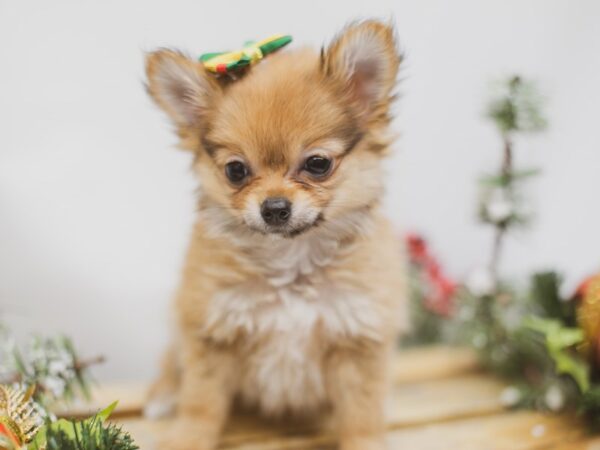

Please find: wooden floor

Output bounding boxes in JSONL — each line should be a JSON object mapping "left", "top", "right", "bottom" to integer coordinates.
{"left": 61, "top": 346, "right": 600, "bottom": 449}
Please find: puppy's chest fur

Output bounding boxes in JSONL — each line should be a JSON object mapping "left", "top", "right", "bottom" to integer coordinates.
{"left": 203, "top": 235, "right": 382, "bottom": 415}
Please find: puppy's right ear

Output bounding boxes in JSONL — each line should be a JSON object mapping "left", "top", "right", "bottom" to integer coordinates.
{"left": 145, "top": 49, "right": 219, "bottom": 129}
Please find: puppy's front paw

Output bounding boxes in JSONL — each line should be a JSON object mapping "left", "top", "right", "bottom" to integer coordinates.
{"left": 340, "top": 436, "right": 386, "bottom": 450}
{"left": 145, "top": 378, "right": 178, "bottom": 419}
{"left": 145, "top": 392, "right": 176, "bottom": 420}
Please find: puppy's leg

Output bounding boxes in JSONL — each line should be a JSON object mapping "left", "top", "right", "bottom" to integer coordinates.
{"left": 158, "top": 341, "right": 236, "bottom": 450}
{"left": 326, "top": 347, "right": 389, "bottom": 450}
{"left": 145, "top": 344, "right": 180, "bottom": 419}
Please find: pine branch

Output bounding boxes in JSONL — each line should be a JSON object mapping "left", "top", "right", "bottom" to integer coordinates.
{"left": 33, "top": 419, "right": 139, "bottom": 450}
{"left": 29, "top": 403, "right": 139, "bottom": 450}
{"left": 480, "top": 75, "right": 547, "bottom": 293}
{"left": 488, "top": 134, "right": 513, "bottom": 288}
{"left": 0, "top": 356, "right": 105, "bottom": 387}
{"left": 0, "top": 325, "right": 103, "bottom": 413}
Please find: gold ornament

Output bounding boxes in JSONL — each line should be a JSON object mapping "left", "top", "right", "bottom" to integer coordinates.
{"left": 576, "top": 274, "right": 600, "bottom": 369}
{"left": 0, "top": 385, "right": 42, "bottom": 449}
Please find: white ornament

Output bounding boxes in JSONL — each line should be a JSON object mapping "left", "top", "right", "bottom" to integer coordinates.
{"left": 544, "top": 385, "right": 565, "bottom": 412}
{"left": 466, "top": 266, "right": 495, "bottom": 297}
{"left": 486, "top": 189, "right": 514, "bottom": 222}
{"left": 531, "top": 424, "right": 546, "bottom": 438}
{"left": 500, "top": 386, "right": 521, "bottom": 407}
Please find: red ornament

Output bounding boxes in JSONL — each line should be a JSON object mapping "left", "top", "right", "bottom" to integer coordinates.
{"left": 574, "top": 275, "right": 597, "bottom": 299}
{"left": 0, "top": 385, "right": 41, "bottom": 449}
{"left": 406, "top": 233, "right": 457, "bottom": 316}
{"left": 573, "top": 273, "right": 600, "bottom": 370}
{"left": 0, "top": 420, "right": 21, "bottom": 449}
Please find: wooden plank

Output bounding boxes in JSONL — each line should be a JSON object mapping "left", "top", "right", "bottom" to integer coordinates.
{"left": 385, "top": 412, "right": 587, "bottom": 450}
{"left": 54, "top": 382, "right": 146, "bottom": 418}
{"left": 216, "top": 412, "right": 587, "bottom": 450}
{"left": 548, "top": 437, "right": 600, "bottom": 450}
{"left": 214, "top": 374, "right": 506, "bottom": 449}
{"left": 58, "top": 346, "right": 480, "bottom": 418}
{"left": 393, "top": 346, "right": 480, "bottom": 384}
{"left": 389, "top": 373, "right": 504, "bottom": 426}
{"left": 116, "top": 373, "right": 507, "bottom": 449}
{"left": 119, "top": 418, "right": 324, "bottom": 450}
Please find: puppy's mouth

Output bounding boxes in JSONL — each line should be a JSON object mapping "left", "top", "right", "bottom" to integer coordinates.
{"left": 270, "top": 216, "right": 323, "bottom": 238}
{"left": 248, "top": 214, "right": 324, "bottom": 239}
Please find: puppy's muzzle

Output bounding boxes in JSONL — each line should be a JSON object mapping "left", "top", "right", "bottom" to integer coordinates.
{"left": 261, "top": 197, "right": 291, "bottom": 226}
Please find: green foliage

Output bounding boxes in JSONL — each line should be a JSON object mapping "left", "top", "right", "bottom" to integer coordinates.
{"left": 530, "top": 272, "right": 576, "bottom": 325}
{"left": 412, "top": 269, "right": 600, "bottom": 425}
{"left": 523, "top": 317, "right": 589, "bottom": 392}
{"left": 451, "top": 286, "right": 551, "bottom": 379}
{"left": 0, "top": 324, "right": 95, "bottom": 414}
{"left": 478, "top": 75, "right": 548, "bottom": 289}
{"left": 581, "top": 387, "right": 600, "bottom": 430}
{"left": 402, "top": 266, "right": 448, "bottom": 346}
{"left": 479, "top": 169, "right": 541, "bottom": 188}
{"left": 31, "top": 403, "right": 138, "bottom": 450}
{"left": 0, "top": 324, "right": 136, "bottom": 450}
{"left": 487, "top": 76, "right": 547, "bottom": 134}
{"left": 35, "top": 420, "right": 137, "bottom": 450}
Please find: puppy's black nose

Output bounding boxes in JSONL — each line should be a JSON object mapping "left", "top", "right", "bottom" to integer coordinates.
{"left": 261, "top": 197, "right": 291, "bottom": 226}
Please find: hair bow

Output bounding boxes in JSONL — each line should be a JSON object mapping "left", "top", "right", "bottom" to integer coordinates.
{"left": 199, "top": 34, "right": 292, "bottom": 75}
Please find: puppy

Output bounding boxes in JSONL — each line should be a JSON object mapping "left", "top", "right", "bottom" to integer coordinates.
{"left": 145, "top": 20, "right": 406, "bottom": 450}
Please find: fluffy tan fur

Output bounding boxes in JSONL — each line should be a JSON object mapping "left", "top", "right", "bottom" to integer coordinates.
{"left": 145, "top": 20, "right": 406, "bottom": 450}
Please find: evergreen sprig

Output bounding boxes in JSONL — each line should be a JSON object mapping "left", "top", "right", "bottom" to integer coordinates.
{"left": 487, "top": 75, "right": 547, "bottom": 134}
{"left": 402, "top": 264, "right": 448, "bottom": 345}
{"left": 581, "top": 387, "right": 600, "bottom": 429}
{"left": 479, "top": 75, "right": 547, "bottom": 290}
{"left": 29, "top": 403, "right": 139, "bottom": 450}
{"left": 0, "top": 324, "right": 102, "bottom": 415}
{"left": 34, "top": 418, "right": 138, "bottom": 450}
{"left": 452, "top": 272, "right": 592, "bottom": 415}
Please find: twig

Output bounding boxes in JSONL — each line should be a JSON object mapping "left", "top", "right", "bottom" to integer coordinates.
{"left": 0, "top": 355, "right": 105, "bottom": 386}
{"left": 73, "top": 355, "right": 106, "bottom": 371}
{"left": 489, "top": 134, "right": 513, "bottom": 289}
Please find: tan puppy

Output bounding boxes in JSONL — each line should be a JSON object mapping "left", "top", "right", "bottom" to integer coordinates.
{"left": 145, "top": 20, "right": 406, "bottom": 450}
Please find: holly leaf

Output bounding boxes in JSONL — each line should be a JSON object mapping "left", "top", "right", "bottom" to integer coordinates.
{"left": 552, "top": 351, "right": 590, "bottom": 393}
{"left": 95, "top": 401, "right": 118, "bottom": 422}
{"left": 523, "top": 317, "right": 590, "bottom": 392}
{"left": 523, "top": 317, "right": 584, "bottom": 349}
{"left": 523, "top": 316, "right": 561, "bottom": 335}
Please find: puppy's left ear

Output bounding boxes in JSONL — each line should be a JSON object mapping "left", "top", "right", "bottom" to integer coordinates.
{"left": 323, "top": 20, "right": 401, "bottom": 122}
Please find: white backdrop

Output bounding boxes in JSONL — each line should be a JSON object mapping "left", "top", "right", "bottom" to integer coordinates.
{"left": 1, "top": 0, "right": 599, "bottom": 381}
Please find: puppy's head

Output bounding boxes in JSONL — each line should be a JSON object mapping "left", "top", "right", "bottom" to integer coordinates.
{"left": 146, "top": 21, "right": 401, "bottom": 239}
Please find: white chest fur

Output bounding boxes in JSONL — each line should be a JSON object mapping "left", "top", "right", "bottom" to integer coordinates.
{"left": 202, "top": 235, "right": 383, "bottom": 415}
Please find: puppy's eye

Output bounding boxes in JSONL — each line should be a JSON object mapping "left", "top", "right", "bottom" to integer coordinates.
{"left": 303, "top": 156, "right": 332, "bottom": 177}
{"left": 225, "top": 161, "right": 249, "bottom": 183}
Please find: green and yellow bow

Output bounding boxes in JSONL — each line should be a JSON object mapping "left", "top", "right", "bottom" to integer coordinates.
{"left": 199, "top": 34, "right": 292, "bottom": 75}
